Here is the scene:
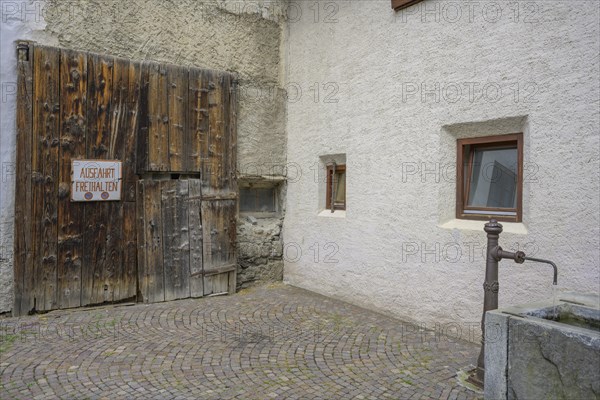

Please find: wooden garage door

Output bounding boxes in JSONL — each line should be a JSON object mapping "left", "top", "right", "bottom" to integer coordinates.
{"left": 13, "top": 43, "right": 237, "bottom": 316}
{"left": 136, "top": 62, "right": 238, "bottom": 302}
{"left": 136, "top": 179, "right": 237, "bottom": 302}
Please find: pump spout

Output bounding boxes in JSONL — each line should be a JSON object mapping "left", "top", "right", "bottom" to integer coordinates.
{"left": 492, "top": 246, "right": 558, "bottom": 285}
{"left": 523, "top": 256, "right": 558, "bottom": 285}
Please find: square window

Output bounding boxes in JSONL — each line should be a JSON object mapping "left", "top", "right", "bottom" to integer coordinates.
{"left": 239, "top": 186, "right": 278, "bottom": 217}
{"left": 456, "top": 133, "right": 523, "bottom": 222}
{"left": 326, "top": 164, "right": 346, "bottom": 211}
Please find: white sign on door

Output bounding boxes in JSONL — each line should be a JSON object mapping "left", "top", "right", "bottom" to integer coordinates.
{"left": 71, "top": 160, "right": 122, "bottom": 202}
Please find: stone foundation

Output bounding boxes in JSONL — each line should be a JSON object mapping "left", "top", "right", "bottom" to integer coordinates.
{"left": 237, "top": 217, "right": 284, "bottom": 289}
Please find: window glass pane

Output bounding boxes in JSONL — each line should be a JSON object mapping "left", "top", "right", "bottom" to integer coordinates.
{"left": 334, "top": 171, "right": 345, "bottom": 206}
{"left": 257, "top": 188, "right": 276, "bottom": 212}
{"left": 467, "top": 147, "right": 517, "bottom": 209}
{"left": 240, "top": 187, "right": 276, "bottom": 213}
{"left": 239, "top": 188, "right": 256, "bottom": 212}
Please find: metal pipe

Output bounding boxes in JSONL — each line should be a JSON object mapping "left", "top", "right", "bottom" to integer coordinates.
{"left": 495, "top": 248, "right": 525, "bottom": 264}
{"left": 476, "top": 219, "right": 503, "bottom": 383}
{"left": 523, "top": 256, "right": 558, "bottom": 285}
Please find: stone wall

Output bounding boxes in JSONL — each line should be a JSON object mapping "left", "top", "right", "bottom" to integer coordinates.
{"left": 485, "top": 293, "right": 600, "bottom": 399}
{"left": 237, "top": 217, "right": 284, "bottom": 289}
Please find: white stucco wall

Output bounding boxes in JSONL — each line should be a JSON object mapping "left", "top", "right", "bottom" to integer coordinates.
{"left": 283, "top": 0, "right": 600, "bottom": 342}
{"left": 0, "top": 0, "right": 57, "bottom": 312}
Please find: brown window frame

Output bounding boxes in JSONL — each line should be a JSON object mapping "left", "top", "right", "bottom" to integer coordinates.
{"left": 456, "top": 133, "right": 523, "bottom": 223}
{"left": 326, "top": 164, "right": 346, "bottom": 211}
{"left": 392, "top": 0, "right": 424, "bottom": 11}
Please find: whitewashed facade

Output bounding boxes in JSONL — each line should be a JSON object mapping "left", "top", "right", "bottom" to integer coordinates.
{"left": 283, "top": 0, "right": 600, "bottom": 340}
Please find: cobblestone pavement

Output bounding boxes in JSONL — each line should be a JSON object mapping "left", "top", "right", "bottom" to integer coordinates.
{"left": 1, "top": 284, "right": 482, "bottom": 399}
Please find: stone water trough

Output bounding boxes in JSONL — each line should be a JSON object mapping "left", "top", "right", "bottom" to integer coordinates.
{"left": 484, "top": 292, "right": 600, "bottom": 399}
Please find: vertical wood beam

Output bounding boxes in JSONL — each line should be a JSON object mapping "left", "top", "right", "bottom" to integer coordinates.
{"left": 14, "top": 42, "right": 34, "bottom": 315}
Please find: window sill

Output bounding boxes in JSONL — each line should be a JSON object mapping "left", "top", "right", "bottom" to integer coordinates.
{"left": 318, "top": 210, "right": 346, "bottom": 218}
{"left": 439, "top": 219, "right": 528, "bottom": 234}
{"left": 240, "top": 212, "right": 280, "bottom": 219}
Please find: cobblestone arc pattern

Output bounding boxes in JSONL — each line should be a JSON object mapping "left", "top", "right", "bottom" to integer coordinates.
{"left": 1, "top": 284, "right": 481, "bottom": 399}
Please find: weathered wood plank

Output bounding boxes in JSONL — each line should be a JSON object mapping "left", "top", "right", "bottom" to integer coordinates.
{"left": 121, "top": 201, "right": 138, "bottom": 300}
{"left": 136, "top": 180, "right": 147, "bottom": 302}
{"left": 228, "top": 270, "right": 236, "bottom": 295}
{"left": 32, "top": 45, "right": 60, "bottom": 312}
{"left": 142, "top": 179, "right": 165, "bottom": 303}
{"left": 201, "top": 199, "right": 236, "bottom": 295}
{"left": 162, "top": 180, "right": 190, "bottom": 301}
{"left": 188, "top": 68, "right": 209, "bottom": 173}
{"left": 14, "top": 42, "right": 34, "bottom": 316}
{"left": 202, "top": 73, "right": 237, "bottom": 295}
{"left": 215, "top": 272, "right": 230, "bottom": 295}
{"left": 220, "top": 73, "right": 230, "bottom": 192}
{"left": 203, "top": 272, "right": 231, "bottom": 296}
{"left": 136, "top": 62, "right": 150, "bottom": 174}
{"left": 108, "top": 57, "right": 132, "bottom": 302}
{"left": 202, "top": 71, "right": 225, "bottom": 194}
{"left": 122, "top": 59, "right": 141, "bottom": 202}
{"left": 168, "top": 65, "right": 189, "bottom": 172}
{"left": 105, "top": 201, "right": 123, "bottom": 303}
{"left": 81, "top": 199, "right": 107, "bottom": 305}
{"left": 203, "top": 274, "right": 214, "bottom": 296}
{"left": 109, "top": 57, "right": 129, "bottom": 161}
{"left": 82, "top": 53, "right": 117, "bottom": 305}
{"left": 147, "top": 62, "right": 170, "bottom": 171}
{"left": 57, "top": 48, "right": 87, "bottom": 309}
{"left": 225, "top": 74, "right": 238, "bottom": 294}
{"left": 188, "top": 179, "right": 203, "bottom": 297}
{"left": 124, "top": 60, "right": 142, "bottom": 300}
{"left": 87, "top": 54, "right": 114, "bottom": 158}
{"left": 226, "top": 74, "right": 238, "bottom": 194}
{"left": 104, "top": 58, "right": 126, "bottom": 302}
{"left": 99, "top": 53, "right": 121, "bottom": 304}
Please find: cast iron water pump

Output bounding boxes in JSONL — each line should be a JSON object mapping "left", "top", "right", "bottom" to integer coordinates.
{"left": 475, "top": 219, "right": 558, "bottom": 384}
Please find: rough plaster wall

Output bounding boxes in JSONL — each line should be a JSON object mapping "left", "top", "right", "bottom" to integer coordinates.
{"left": 283, "top": 0, "right": 600, "bottom": 342}
{"left": 0, "top": 1, "right": 58, "bottom": 313}
{"left": 0, "top": 0, "right": 287, "bottom": 313}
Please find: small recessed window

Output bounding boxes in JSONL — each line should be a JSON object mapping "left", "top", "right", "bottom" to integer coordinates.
{"left": 456, "top": 134, "right": 523, "bottom": 222}
{"left": 326, "top": 164, "right": 346, "bottom": 211}
{"left": 240, "top": 187, "right": 277, "bottom": 217}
